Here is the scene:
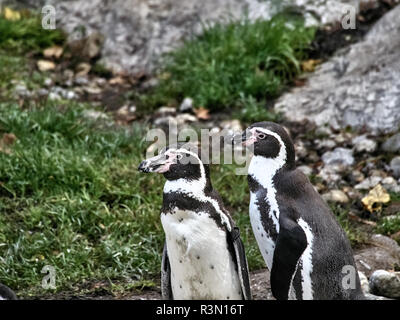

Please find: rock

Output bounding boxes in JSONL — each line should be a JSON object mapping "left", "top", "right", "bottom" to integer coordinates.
{"left": 321, "top": 147, "right": 354, "bottom": 166}
{"left": 83, "top": 110, "right": 109, "bottom": 121}
{"left": 382, "top": 133, "right": 400, "bottom": 153}
{"left": 220, "top": 119, "right": 243, "bottom": 135}
{"left": 275, "top": 6, "right": 400, "bottom": 134}
{"left": 179, "top": 98, "right": 194, "bottom": 112}
{"left": 354, "top": 176, "right": 382, "bottom": 190}
{"left": 27, "top": 0, "right": 377, "bottom": 75}
{"left": 352, "top": 135, "right": 377, "bottom": 153}
{"left": 317, "top": 165, "right": 342, "bottom": 185}
{"left": 358, "top": 271, "right": 369, "bottom": 294}
{"left": 298, "top": 165, "right": 313, "bottom": 176}
{"left": 76, "top": 62, "right": 92, "bottom": 76}
{"left": 74, "top": 76, "right": 89, "bottom": 86}
{"left": 176, "top": 114, "right": 197, "bottom": 125}
{"left": 315, "top": 139, "right": 336, "bottom": 150}
{"left": 369, "top": 270, "right": 400, "bottom": 299}
{"left": 390, "top": 156, "right": 400, "bottom": 179}
{"left": 381, "top": 177, "right": 400, "bottom": 193}
{"left": 322, "top": 189, "right": 349, "bottom": 204}
{"left": 43, "top": 78, "right": 53, "bottom": 87}
{"left": 154, "top": 107, "right": 176, "bottom": 117}
{"left": 354, "top": 234, "right": 400, "bottom": 278}
{"left": 37, "top": 60, "right": 56, "bottom": 72}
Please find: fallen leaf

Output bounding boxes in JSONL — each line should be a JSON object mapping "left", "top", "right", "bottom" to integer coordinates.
{"left": 0, "top": 133, "right": 17, "bottom": 154}
{"left": 43, "top": 46, "right": 64, "bottom": 59}
{"left": 4, "top": 7, "right": 21, "bottom": 21}
{"left": 194, "top": 107, "right": 210, "bottom": 120}
{"left": 301, "top": 59, "right": 322, "bottom": 72}
{"left": 76, "top": 62, "right": 91, "bottom": 76}
{"left": 109, "top": 76, "right": 126, "bottom": 85}
{"left": 37, "top": 60, "right": 56, "bottom": 72}
{"left": 361, "top": 184, "right": 391, "bottom": 214}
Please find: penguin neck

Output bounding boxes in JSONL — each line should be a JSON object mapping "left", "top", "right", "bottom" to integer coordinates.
{"left": 249, "top": 144, "right": 292, "bottom": 188}
{"left": 163, "top": 165, "right": 212, "bottom": 197}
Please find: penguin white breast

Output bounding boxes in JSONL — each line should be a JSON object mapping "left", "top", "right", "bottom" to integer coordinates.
{"left": 161, "top": 209, "right": 242, "bottom": 300}
{"left": 249, "top": 192, "right": 276, "bottom": 270}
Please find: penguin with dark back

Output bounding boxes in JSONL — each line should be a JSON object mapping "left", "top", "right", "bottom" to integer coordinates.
{"left": 138, "top": 143, "right": 251, "bottom": 300}
{"left": 239, "top": 122, "right": 364, "bottom": 300}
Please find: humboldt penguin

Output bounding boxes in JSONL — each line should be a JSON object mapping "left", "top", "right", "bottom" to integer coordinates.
{"left": 138, "top": 144, "right": 251, "bottom": 300}
{"left": 239, "top": 122, "right": 364, "bottom": 300}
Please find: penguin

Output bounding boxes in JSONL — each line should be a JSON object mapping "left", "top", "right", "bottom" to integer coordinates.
{"left": 138, "top": 143, "right": 251, "bottom": 300}
{"left": 239, "top": 122, "right": 364, "bottom": 300}
{"left": 0, "top": 284, "right": 17, "bottom": 300}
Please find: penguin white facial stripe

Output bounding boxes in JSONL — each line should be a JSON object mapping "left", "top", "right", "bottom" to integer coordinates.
{"left": 297, "top": 218, "right": 314, "bottom": 300}
{"left": 163, "top": 148, "right": 232, "bottom": 231}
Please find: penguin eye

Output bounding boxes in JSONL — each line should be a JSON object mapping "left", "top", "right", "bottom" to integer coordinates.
{"left": 258, "top": 133, "right": 266, "bottom": 139}
{"left": 165, "top": 154, "right": 170, "bottom": 160}
{"left": 176, "top": 154, "right": 183, "bottom": 161}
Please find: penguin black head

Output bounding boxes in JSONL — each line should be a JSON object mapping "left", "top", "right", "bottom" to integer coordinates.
{"left": 138, "top": 142, "right": 211, "bottom": 185}
{"left": 240, "top": 122, "right": 295, "bottom": 169}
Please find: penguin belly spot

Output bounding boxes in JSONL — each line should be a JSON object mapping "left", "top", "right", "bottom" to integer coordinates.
{"left": 161, "top": 210, "right": 242, "bottom": 300}
{"left": 249, "top": 193, "right": 276, "bottom": 270}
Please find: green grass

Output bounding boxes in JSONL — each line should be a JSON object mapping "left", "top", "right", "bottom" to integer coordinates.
{"left": 0, "top": 102, "right": 265, "bottom": 297}
{"left": 0, "top": 11, "right": 65, "bottom": 53}
{"left": 139, "top": 13, "right": 315, "bottom": 115}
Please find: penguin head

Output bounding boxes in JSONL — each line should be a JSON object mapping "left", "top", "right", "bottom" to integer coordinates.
{"left": 240, "top": 122, "right": 295, "bottom": 168}
{"left": 138, "top": 142, "right": 211, "bottom": 182}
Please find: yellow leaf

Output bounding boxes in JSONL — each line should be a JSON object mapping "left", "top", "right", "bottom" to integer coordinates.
{"left": 301, "top": 59, "right": 322, "bottom": 72}
{"left": 361, "top": 184, "right": 391, "bottom": 213}
{"left": 4, "top": 7, "right": 21, "bottom": 21}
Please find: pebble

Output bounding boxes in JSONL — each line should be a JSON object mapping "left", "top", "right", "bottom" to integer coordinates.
{"left": 298, "top": 165, "right": 313, "bottom": 176}
{"left": 390, "top": 156, "right": 400, "bottom": 178}
{"left": 369, "top": 270, "right": 400, "bottom": 299}
{"left": 354, "top": 176, "right": 382, "bottom": 190}
{"left": 179, "top": 97, "right": 194, "bottom": 112}
{"left": 322, "top": 147, "right": 354, "bottom": 166}
{"left": 322, "top": 189, "right": 349, "bottom": 204}
{"left": 358, "top": 271, "right": 370, "bottom": 294}
{"left": 83, "top": 110, "right": 109, "bottom": 120}
{"left": 352, "top": 134, "right": 377, "bottom": 153}
{"left": 382, "top": 133, "right": 400, "bottom": 153}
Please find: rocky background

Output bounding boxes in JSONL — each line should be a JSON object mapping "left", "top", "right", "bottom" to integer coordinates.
{"left": 0, "top": 0, "right": 399, "bottom": 300}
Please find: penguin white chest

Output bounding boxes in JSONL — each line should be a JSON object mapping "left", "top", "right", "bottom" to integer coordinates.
{"left": 161, "top": 209, "right": 242, "bottom": 300}
{"left": 249, "top": 191, "right": 278, "bottom": 270}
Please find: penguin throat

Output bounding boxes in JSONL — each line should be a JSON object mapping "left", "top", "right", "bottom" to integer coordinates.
{"left": 163, "top": 165, "right": 232, "bottom": 232}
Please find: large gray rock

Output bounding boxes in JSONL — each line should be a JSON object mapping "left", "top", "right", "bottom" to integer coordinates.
{"left": 9, "top": 0, "right": 376, "bottom": 74}
{"left": 369, "top": 270, "right": 400, "bottom": 299}
{"left": 275, "top": 6, "right": 400, "bottom": 134}
{"left": 382, "top": 133, "right": 400, "bottom": 153}
{"left": 354, "top": 234, "right": 400, "bottom": 278}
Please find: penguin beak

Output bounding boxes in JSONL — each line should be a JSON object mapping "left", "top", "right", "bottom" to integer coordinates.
{"left": 138, "top": 154, "right": 173, "bottom": 173}
{"left": 240, "top": 129, "right": 257, "bottom": 147}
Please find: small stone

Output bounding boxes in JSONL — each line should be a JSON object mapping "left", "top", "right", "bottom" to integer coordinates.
{"left": 43, "top": 78, "right": 53, "bottom": 87}
{"left": 76, "top": 62, "right": 92, "bottom": 76}
{"left": 381, "top": 176, "right": 400, "bottom": 193}
{"left": 37, "top": 60, "right": 56, "bottom": 72}
{"left": 316, "top": 139, "right": 336, "bottom": 150}
{"left": 382, "top": 133, "right": 400, "bottom": 153}
{"left": 298, "top": 165, "right": 313, "bottom": 176}
{"left": 358, "top": 271, "right": 370, "bottom": 294}
{"left": 322, "top": 190, "right": 349, "bottom": 204}
{"left": 318, "top": 165, "right": 342, "bottom": 184}
{"left": 154, "top": 107, "right": 176, "bottom": 117}
{"left": 74, "top": 76, "right": 89, "bottom": 86}
{"left": 48, "top": 92, "right": 61, "bottom": 100}
{"left": 83, "top": 109, "right": 108, "bottom": 121}
{"left": 369, "top": 270, "right": 400, "bottom": 299}
{"left": 352, "top": 135, "right": 377, "bottom": 153}
{"left": 179, "top": 97, "right": 194, "bottom": 112}
{"left": 390, "top": 156, "right": 400, "bottom": 179}
{"left": 355, "top": 176, "right": 383, "bottom": 190}
{"left": 176, "top": 114, "right": 197, "bottom": 125}
{"left": 322, "top": 147, "right": 354, "bottom": 166}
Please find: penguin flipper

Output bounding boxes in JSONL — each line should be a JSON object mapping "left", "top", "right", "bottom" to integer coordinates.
{"left": 230, "top": 227, "right": 252, "bottom": 300}
{"left": 271, "top": 216, "right": 307, "bottom": 300}
{"left": 161, "top": 243, "right": 173, "bottom": 300}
